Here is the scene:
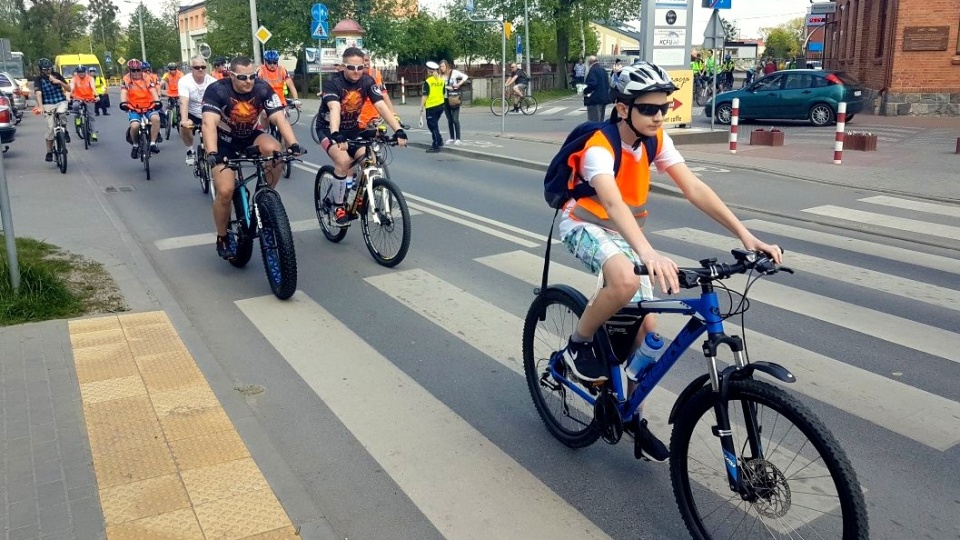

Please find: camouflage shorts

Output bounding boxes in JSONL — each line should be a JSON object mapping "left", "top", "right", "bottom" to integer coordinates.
{"left": 560, "top": 223, "right": 655, "bottom": 302}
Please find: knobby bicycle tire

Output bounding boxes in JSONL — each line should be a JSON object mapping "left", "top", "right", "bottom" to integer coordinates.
{"left": 314, "top": 165, "right": 348, "bottom": 243}
{"left": 522, "top": 287, "right": 601, "bottom": 448}
{"left": 256, "top": 189, "right": 297, "bottom": 300}
{"left": 670, "top": 378, "right": 868, "bottom": 540}
{"left": 360, "top": 176, "right": 411, "bottom": 267}
{"left": 55, "top": 132, "right": 68, "bottom": 174}
{"left": 230, "top": 187, "right": 255, "bottom": 268}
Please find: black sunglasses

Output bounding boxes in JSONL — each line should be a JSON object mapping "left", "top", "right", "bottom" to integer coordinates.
{"left": 192, "top": 65, "right": 207, "bottom": 70}
{"left": 231, "top": 72, "right": 258, "bottom": 81}
{"left": 129, "top": 69, "right": 142, "bottom": 73}
{"left": 631, "top": 103, "right": 671, "bottom": 117}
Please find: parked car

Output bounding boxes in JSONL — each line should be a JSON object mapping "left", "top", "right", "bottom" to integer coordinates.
{"left": 806, "top": 61, "right": 823, "bottom": 70}
{"left": 0, "top": 92, "right": 17, "bottom": 148}
{"left": 0, "top": 71, "right": 26, "bottom": 114}
{"left": 704, "top": 69, "right": 866, "bottom": 126}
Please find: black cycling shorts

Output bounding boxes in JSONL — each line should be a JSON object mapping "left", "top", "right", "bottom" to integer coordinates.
{"left": 216, "top": 130, "right": 265, "bottom": 160}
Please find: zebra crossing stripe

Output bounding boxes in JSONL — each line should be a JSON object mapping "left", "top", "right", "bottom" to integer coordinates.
{"left": 540, "top": 107, "right": 567, "bottom": 115}
{"left": 741, "top": 220, "right": 960, "bottom": 275}
{"left": 655, "top": 228, "right": 960, "bottom": 313}
{"left": 860, "top": 195, "right": 960, "bottom": 219}
{"left": 405, "top": 202, "right": 539, "bottom": 247}
{"left": 476, "top": 250, "right": 960, "bottom": 451}
{"left": 566, "top": 108, "right": 586, "bottom": 116}
{"left": 236, "top": 292, "right": 614, "bottom": 540}
{"left": 363, "top": 269, "right": 837, "bottom": 528}
{"left": 802, "top": 206, "right": 960, "bottom": 240}
{"left": 405, "top": 193, "right": 558, "bottom": 244}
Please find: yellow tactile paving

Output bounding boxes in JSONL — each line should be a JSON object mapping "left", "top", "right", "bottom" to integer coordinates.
{"left": 69, "top": 312, "right": 297, "bottom": 539}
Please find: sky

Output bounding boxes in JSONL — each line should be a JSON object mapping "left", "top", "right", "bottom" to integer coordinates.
{"left": 116, "top": 0, "right": 811, "bottom": 40}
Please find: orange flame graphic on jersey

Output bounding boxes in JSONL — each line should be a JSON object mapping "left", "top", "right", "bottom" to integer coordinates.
{"left": 341, "top": 89, "right": 363, "bottom": 116}
{"left": 229, "top": 98, "right": 259, "bottom": 129}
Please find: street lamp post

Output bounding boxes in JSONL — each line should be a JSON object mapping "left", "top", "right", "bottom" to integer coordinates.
{"left": 249, "top": 0, "right": 261, "bottom": 62}
{"left": 123, "top": 0, "right": 147, "bottom": 61}
{"left": 523, "top": 0, "right": 531, "bottom": 96}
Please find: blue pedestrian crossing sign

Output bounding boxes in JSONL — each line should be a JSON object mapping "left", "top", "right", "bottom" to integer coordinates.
{"left": 312, "top": 20, "right": 329, "bottom": 39}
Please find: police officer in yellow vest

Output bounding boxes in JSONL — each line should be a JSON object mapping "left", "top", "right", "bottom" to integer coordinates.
{"left": 419, "top": 61, "right": 446, "bottom": 153}
{"left": 90, "top": 66, "right": 110, "bottom": 116}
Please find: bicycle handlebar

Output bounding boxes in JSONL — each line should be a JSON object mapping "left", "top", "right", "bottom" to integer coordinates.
{"left": 634, "top": 249, "right": 793, "bottom": 289}
{"left": 222, "top": 149, "right": 306, "bottom": 170}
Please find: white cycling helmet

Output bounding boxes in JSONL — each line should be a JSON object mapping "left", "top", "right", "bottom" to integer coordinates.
{"left": 613, "top": 62, "right": 678, "bottom": 100}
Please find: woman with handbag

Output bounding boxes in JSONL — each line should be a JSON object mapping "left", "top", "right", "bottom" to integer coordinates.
{"left": 440, "top": 60, "right": 469, "bottom": 145}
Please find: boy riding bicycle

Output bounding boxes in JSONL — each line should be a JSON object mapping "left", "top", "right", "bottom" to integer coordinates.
{"left": 557, "top": 62, "right": 782, "bottom": 462}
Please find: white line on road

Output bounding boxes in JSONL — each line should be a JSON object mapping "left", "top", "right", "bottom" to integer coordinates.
{"left": 236, "top": 292, "right": 613, "bottom": 540}
{"left": 742, "top": 219, "right": 960, "bottom": 276}
{"left": 404, "top": 193, "right": 558, "bottom": 244}
{"left": 566, "top": 108, "right": 586, "bottom": 116}
{"left": 405, "top": 202, "right": 539, "bottom": 247}
{"left": 477, "top": 250, "right": 960, "bottom": 451}
{"left": 802, "top": 206, "right": 960, "bottom": 240}
{"left": 860, "top": 195, "right": 960, "bottom": 219}
{"left": 540, "top": 107, "right": 567, "bottom": 115}
{"left": 655, "top": 228, "right": 960, "bottom": 312}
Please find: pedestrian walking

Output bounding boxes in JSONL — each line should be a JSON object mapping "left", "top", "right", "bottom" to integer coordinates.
{"left": 440, "top": 60, "right": 469, "bottom": 146}
{"left": 573, "top": 59, "right": 585, "bottom": 85}
{"left": 420, "top": 61, "right": 446, "bottom": 153}
{"left": 582, "top": 55, "right": 610, "bottom": 122}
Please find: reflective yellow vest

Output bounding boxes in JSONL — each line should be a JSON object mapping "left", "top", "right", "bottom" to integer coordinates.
{"left": 94, "top": 76, "right": 107, "bottom": 95}
{"left": 424, "top": 75, "right": 445, "bottom": 108}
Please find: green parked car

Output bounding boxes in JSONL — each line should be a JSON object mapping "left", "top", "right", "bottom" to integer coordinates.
{"left": 704, "top": 69, "right": 867, "bottom": 126}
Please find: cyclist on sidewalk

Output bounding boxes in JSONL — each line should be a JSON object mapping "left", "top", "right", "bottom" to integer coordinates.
{"left": 32, "top": 58, "right": 71, "bottom": 162}
{"left": 178, "top": 55, "right": 217, "bottom": 166}
{"left": 556, "top": 62, "right": 782, "bottom": 462}
{"left": 201, "top": 56, "right": 302, "bottom": 260}
{"left": 68, "top": 66, "right": 100, "bottom": 142}
{"left": 315, "top": 47, "right": 407, "bottom": 225}
{"left": 119, "top": 59, "right": 162, "bottom": 158}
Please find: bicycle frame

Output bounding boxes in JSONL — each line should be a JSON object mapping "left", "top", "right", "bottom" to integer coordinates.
{"left": 343, "top": 139, "right": 393, "bottom": 225}
{"left": 231, "top": 161, "right": 270, "bottom": 234}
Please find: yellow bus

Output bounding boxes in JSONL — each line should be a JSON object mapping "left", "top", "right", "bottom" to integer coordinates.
{"left": 54, "top": 54, "right": 104, "bottom": 82}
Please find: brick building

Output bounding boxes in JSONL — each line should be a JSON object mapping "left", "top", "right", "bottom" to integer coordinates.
{"left": 823, "top": 0, "right": 960, "bottom": 116}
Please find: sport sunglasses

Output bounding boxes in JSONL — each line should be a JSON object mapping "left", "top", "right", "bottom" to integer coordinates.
{"left": 631, "top": 103, "right": 672, "bottom": 117}
{"left": 231, "top": 72, "right": 259, "bottom": 81}
{"left": 343, "top": 64, "right": 365, "bottom": 72}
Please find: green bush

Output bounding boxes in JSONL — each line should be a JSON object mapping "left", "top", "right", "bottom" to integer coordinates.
{"left": 0, "top": 236, "right": 84, "bottom": 325}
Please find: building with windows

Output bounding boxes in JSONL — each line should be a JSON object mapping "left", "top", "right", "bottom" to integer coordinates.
{"left": 823, "top": 0, "right": 960, "bottom": 116}
{"left": 178, "top": 1, "right": 207, "bottom": 63}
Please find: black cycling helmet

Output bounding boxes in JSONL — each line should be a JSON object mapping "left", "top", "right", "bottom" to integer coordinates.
{"left": 74, "top": 65, "right": 87, "bottom": 74}
{"left": 38, "top": 58, "right": 53, "bottom": 70}
{"left": 213, "top": 56, "right": 226, "bottom": 67}
{"left": 167, "top": 62, "right": 178, "bottom": 70}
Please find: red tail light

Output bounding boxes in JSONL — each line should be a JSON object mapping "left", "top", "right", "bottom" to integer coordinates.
{"left": 825, "top": 73, "right": 844, "bottom": 85}
{"left": 0, "top": 96, "right": 8, "bottom": 107}
{"left": 0, "top": 108, "right": 10, "bottom": 124}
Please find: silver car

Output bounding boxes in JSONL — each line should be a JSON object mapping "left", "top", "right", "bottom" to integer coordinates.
{"left": 0, "top": 71, "right": 26, "bottom": 113}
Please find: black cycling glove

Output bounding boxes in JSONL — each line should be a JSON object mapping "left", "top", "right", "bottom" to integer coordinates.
{"left": 119, "top": 102, "right": 130, "bottom": 111}
{"left": 288, "top": 143, "right": 302, "bottom": 155}
{"left": 206, "top": 152, "right": 221, "bottom": 168}
{"left": 393, "top": 128, "right": 407, "bottom": 141}
{"left": 153, "top": 101, "right": 163, "bottom": 111}
{"left": 329, "top": 131, "right": 346, "bottom": 145}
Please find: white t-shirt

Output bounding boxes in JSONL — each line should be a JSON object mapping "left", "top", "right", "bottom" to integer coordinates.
{"left": 178, "top": 74, "right": 217, "bottom": 118}
{"left": 444, "top": 69, "right": 469, "bottom": 91}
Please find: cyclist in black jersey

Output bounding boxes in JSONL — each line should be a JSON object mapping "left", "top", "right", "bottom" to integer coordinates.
{"left": 201, "top": 56, "right": 302, "bottom": 260}
{"left": 316, "top": 47, "right": 407, "bottom": 225}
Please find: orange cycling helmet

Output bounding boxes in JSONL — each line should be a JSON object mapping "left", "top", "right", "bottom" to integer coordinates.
{"left": 126, "top": 59, "right": 143, "bottom": 71}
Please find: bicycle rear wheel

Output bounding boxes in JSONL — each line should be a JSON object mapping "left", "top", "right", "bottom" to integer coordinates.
{"left": 287, "top": 107, "right": 300, "bottom": 125}
{"left": 360, "top": 175, "right": 411, "bottom": 267}
{"left": 671, "top": 378, "right": 868, "bottom": 540}
{"left": 256, "top": 189, "right": 297, "bottom": 300}
{"left": 520, "top": 96, "right": 538, "bottom": 115}
{"left": 490, "top": 97, "right": 507, "bottom": 117}
{"left": 55, "top": 133, "right": 68, "bottom": 174}
{"left": 314, "top": 165, "right": 348, "bottom": 242}
{"left": 522, "top": 287, "right": 601, "bottom": 448}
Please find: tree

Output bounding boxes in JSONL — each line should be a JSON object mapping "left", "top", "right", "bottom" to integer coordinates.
{"left": 122, "top": 4, "right": 179, "bottom": 64}
{"left": 720, "top": 16, "right": 738, "bottom": 41}
{"left": 16, "top": 0, "right": 88, "bottom": 66}
{"left": 762, "top": 26, "right": 801, "bottom": 59}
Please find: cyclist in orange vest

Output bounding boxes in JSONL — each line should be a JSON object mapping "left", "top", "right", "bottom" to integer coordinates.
{"left": 258, "top": 50, "right": 299, "bottom": 107}
{"left": 119, "top": 59, "right": 162, "bottom": 157}
{"left": 160, "top": 62, "right": 183, "bottom": 130}
{"left": 69, "top": 65, "right": 100, "bottom": 141}
{"left": 358, "top": 51, "right": 397, "bottom": 131}
{"left": 212, "top": 57, "right": 228, "bottom": 80}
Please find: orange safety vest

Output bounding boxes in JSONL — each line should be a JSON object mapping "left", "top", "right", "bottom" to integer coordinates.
{"left": 71, "top": 75, "right": 96, "bottom": 101}
{"left": 565, "top": 128, "right": 663, "bottom": 231}
{"left": 163, "top": 70, "right": 183, "bottom": 97}
{"left": 258, "top": 65, "right": 289, "bottom": 104}
{"left": 358, "top": 68, "right": 385, "bottom": 129}
{"left": 123, "top": 74, "right": 156, "bottom": 109}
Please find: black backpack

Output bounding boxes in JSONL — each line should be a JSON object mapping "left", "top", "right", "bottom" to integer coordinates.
{"left": 543, "top": 120, "right": 657, "bottom": 209}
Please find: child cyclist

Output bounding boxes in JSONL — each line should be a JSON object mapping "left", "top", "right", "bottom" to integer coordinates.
{"left": 558, "top": 62, "right": 783, "bottom": 462}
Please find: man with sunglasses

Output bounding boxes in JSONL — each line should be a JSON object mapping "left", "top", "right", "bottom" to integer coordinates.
{"left": 161, "top": 62, "right": 184, "bottom": 124}
{"left": 316, "top": 47, "right": 407, "bottom": 225}
{"left": 177, "top": 55, "right": 217, "bottom": 166}
{"left": 119, "top": 59, "right": 162, "bottom": 158}
{"left": 555, "top": 62, "right": 782, "bottom": 463}
{"left": 201, "top": 56, "right": 302, "bottom": 260}
{"left": 32, "top": 58, "right": 71, "bottom": 162}
{"left": 258, "top": 50, "right": 299, "bottom": 109}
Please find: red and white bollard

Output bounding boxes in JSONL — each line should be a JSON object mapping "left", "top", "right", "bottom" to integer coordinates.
{"left": 400, "top": 76, "right": 406, "bottom": 105}
{"left": 833, "top": 102, "right": 846, "bottom": 165}
{"left": 729, "top": 98, "right": 739, "bottom": 154}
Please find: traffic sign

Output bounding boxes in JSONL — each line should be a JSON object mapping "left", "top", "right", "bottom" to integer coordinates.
{"left": 255, "top": 26, "right": 272, "bottom": 45}
{"left": 806, "top": 14, "right": 827, "bottom": 27}
{"left": 312, "top": 3, "right": 328, "bottom": 21}
{"left": 702, "top": 0, "right": 732, "bottom": 8}
{"left": 810, "top": 2, "right": 837, "bottom": 14}
{"left": 117, "top": 57, "right": 125, "bottom": 65}
{"left": 702, "top": 10, "right": 726, "bottom": 49}
{"left": 312, "top": 20, "right": 329, "bottom": 39}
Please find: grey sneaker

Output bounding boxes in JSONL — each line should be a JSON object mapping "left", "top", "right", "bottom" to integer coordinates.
{"left": 561, "top": 338, "right": 608, "bottom": 383}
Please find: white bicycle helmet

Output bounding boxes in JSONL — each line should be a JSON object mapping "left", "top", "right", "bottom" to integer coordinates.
{"left": 613, "top": 62, "right": 678, "bottom": 100}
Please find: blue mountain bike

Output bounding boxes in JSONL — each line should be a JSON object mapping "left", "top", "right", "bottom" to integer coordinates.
{"left": 522, "top": 248, "right": 868, "bottom": 539}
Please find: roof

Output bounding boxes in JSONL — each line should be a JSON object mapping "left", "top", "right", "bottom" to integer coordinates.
{"left": 331, "top": 19, "right": 366, "bottom": 35}
{"left": 591, "top": 20, "right": 642, "bottom": 43}
{"left": 178, "top": 0, "right": 205, "bottom": 14}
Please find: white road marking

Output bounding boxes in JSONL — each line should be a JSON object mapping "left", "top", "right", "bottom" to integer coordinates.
{"left": 802, "top": 206, "right": 960, "bottom": 240}
{"left": 540, "top": 107, "right": 567, "bottom": 115}
{"left": 405, "top": 202, "right": 539, "bottom": 247}
{"left": 405, "top": 193, "right": 558, "bottom": 244}
{"left": 860, "top": 195, "right": 960, "bottom": 219}
{"left": 236, "top": 292, "right": 613, "bottom": 540}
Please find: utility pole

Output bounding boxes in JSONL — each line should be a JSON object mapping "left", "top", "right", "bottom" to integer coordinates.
{"left": 249, "top": 0, "right": 261, "bottom": 62}
{"left": 523, "top": 0, "right": 531, "bottom": 96}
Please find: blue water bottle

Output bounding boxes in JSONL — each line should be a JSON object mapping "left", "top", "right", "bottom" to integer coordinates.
{"left": 624, "top": 332, "right": 664, "bottom": 381}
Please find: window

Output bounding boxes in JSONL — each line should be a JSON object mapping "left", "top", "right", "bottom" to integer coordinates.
{"left": 755, "top": 74, "right": 783, "bottom": 91}
{"left": 784, "top": 74, "right": 810, "bottom": 90}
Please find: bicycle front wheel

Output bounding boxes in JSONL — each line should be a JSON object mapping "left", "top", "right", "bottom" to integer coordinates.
{"left": 230, "top": 188, "right": 255, "bottom": 268}
{"left": 522, "top": 287, "right": 600, "bottom": 448}
{"left": 490, "top": 97, "right": 507, "bottom": 117}
{"left": 82, "top": 119, "right": 90, "bottom": 150}
{"left": 360, "top": 175, "right": 411, "bottom": 267}
{"left": 314, "top": 165, "right": 348, "bottom": 243}
{"left": 670, "top": 378, "right": 868, "bottom": 540}
{"left": 520, "top": 96, "right": 538, "bottom": 115}
{"left": 256, "top": 189, "right": 297, "bottom": 300}
{"left": 287, "top": 107, "right": 300, "bottom": 125}
{"left": 55, "top": 133, "right": 68, "bottom": 174}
